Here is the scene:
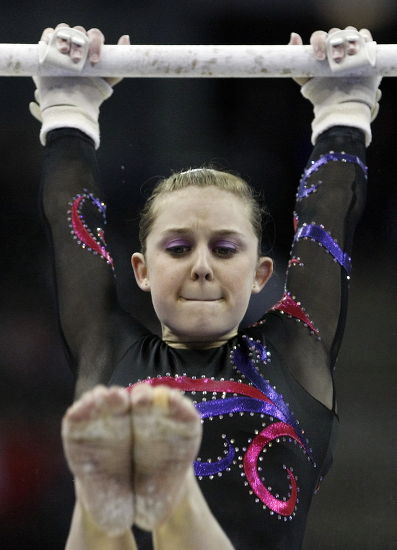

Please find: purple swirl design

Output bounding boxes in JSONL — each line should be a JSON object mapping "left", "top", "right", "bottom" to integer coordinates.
{"left": 232, "top": 345, "right": 312, "bottom": 457}
{"left": 195, "top": 396, "right": 288, "bottom": 423}
{"left": 194, "top": 440, "right": 235, "bottom": 477}
{"left": 131, "top": 337, "right": 313, "bottom": 517}
{"left": 297, "top": 152, "right": 367, "bottom": 200}
{"left": 294, "top": 224, "right": 352, "bottom": 273}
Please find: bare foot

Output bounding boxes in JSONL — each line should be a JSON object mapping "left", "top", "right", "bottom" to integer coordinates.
{"left": 61, "top": 385, "right": 134, "bottom": 536}
{"left": 130, "top": 384, "right": 202, "bottom": 531}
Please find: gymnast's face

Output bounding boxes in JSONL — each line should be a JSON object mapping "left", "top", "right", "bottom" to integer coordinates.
{"left": 131, "top": 186, "right": 273, "bottom": 348}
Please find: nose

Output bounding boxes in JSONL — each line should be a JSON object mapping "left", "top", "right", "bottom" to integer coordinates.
{"left": 190, "top": 246, "right": 214, "bottom": 281}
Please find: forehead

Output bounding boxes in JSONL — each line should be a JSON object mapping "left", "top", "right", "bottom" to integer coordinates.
{"left": 151, "top": 186, "right": 254, "bottom": 235}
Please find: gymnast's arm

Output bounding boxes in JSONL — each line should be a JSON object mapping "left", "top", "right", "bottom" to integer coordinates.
{"left": 35, "top": 26, "right": 147, "bottom": 397}
{"left": 264, "top": 29, "right": 381, "bottom": 409}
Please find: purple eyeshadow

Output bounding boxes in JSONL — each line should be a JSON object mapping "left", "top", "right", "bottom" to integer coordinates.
{"left": 165, "top": 239, "right": 190, "bottom": 248}
{"left": 214, "top": 240, "right": 238, "bottom": 250}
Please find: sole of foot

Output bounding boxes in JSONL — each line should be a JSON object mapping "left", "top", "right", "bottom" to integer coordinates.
{"left": 62, "top": 385, "right": 134, "bottom": 536}
{"left": 130, "top": 383, "right": 202, "bottom": 531}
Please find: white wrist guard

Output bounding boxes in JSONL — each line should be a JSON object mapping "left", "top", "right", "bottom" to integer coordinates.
{"left": 301, "top": 75, "right": 381, "bottom": 146}
{"left": 30, "top": 73, "right": 113, "bottom": 149}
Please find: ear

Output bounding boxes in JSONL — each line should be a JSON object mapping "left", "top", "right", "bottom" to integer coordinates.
{"left": 252, "top": 256, "right": 273, "bottom": 294}
{"left": 131, "top": 252, "right": 151, "bottom": 292}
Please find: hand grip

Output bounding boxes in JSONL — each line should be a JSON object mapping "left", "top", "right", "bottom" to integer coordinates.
{"left": 38, "top": 28, "right": 89, "bottom": 72}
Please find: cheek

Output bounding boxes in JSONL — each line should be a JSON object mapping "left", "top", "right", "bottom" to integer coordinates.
{"left": 235, "top": 280, "right": 254, "bottom": 305}
{"left": 223, "top": 275, "right": 254, "bottom": 311}
{"left": 148, "top": 259, "right": 184, "bottom": 296}
{"left": 227, "top": 259, "right": 256, "bottom": 289}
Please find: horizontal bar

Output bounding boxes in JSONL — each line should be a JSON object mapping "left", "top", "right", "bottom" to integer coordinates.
{"left": 1, "top": 43, "right": 397, "bottom": 78}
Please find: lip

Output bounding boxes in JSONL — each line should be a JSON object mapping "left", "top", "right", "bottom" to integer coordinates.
{"left": 180, "top": 297, "right": 223, "bottom": 302}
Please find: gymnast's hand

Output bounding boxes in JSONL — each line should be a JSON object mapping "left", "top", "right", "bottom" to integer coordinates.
{"left": 39, "top": 23, "right": 130, "bottom": 85}
{"left": 289, "top": 26, "right": 374, "bottom": 84}
{"left": 30, "top": 24, "right": 130, "bottom": 148}
{"left": 288, "top": 27, "right": 382, "bottom": 146}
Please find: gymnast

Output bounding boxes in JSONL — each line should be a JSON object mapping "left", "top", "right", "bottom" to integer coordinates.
{"left": 32, "top": 23, "right": 381, "bottom": 549}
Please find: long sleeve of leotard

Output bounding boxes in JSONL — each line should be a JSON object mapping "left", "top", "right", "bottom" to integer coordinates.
{"left": 263, "top": 126, "right": 367, "bottom": 408}
{"left": 42, "top": 124, "right": 366, "bottom": 406}
{"left": 41, "top": 128, "right": 148, "bottom": 395}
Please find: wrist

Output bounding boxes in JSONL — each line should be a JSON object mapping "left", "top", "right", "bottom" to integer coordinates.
{"left": 311, "top": 101, "right": 371, "bottom": 146}
{"left": 301, "top": 75, "right": 381, "bottom": 147}
{"left": 40, "top": 105, "right": 101, "bottom": 148}
{"left": 32, "top": 76, "right": 113, "bottom": 149}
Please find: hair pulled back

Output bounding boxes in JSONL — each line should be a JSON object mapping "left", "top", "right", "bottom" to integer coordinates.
{"left": 139, "top": 168, "right": 266, "bottom": 255}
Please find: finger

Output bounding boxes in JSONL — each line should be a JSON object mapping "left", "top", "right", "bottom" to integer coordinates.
{"left": 117, "top": 34, "right": 131, "bottom": 46}
{"left": 55, "top": 22, "right": 70, "bottom": 29}
{"left": 54, "top": 23, "right": 72, "bottom": 55}
{"left": 66, "top": 25, "right": 87, "bottom": 63}
{"left": 326, "top": 28, "right": 346, "bottom": 64}
{"left": 331, "top": 43, "right": 345, "bottom": 63}
{"left": 288, "top": 33, "right": 307, "bottom": 85}
{"left": 106, "top": 34, "right": 130, "bottom": 84}
{"left": 87, "top": 28, "right": 105, "bottom": 63}
{"left": 310, "top": 30, "right": 327, "bottom": 60}
{"left": 346, "top": 42, "right": 358, "bottom": 56}
{"left": 288, "top": 32, "right": 303, "bottom": 46}
{"left": 73, "top": 25, "right": 87, "bottom": 34}
{"left": 29, "top": 101, "right": 42, "bottom": 123}
{"left": 344, "top": 27, "right": 361, "bottom": 56}
{"left": 69, "top": 25, "right": 88, "bottom": 63}
{"left": 56, "top": 35, "right": 71, "bottom": 55}
{"left": 40, "top": 27, "right": 54, "bottom": 43}
{"left": 359, "top": 28, "right": 373, "bottom": 42}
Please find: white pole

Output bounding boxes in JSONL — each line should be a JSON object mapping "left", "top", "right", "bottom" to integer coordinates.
{"left": 1, "top": 44, "right": 397, "bottom": 78}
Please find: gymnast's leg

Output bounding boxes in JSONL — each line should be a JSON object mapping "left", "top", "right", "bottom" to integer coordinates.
{"left": 129, "top": 384, "right": 234, "bottom": 550}
{"left": 65, "top": 497, "right": 138, "bottom": 550}
{"left": 62, "top": 384, "right": 233, "bottom": 549}
{"left": 62, "top": 385, "right": 137, "bottom": 549}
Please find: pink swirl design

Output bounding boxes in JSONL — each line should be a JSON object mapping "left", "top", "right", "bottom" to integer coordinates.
{"left": 130, "top": 375, "right": 309, "bottom": 516}
{"left": 271, "top": 292, "right": 319, "bottom": 335}
{"left": 288, "top": 258, "right": 301, "bottom": 268}
{"left": 69, "top": 193, "right": 113, "bottom": 266}
{"left": 244, "top": 421, "right": 304, "bottom": 516}
{"left": 139, "top": 375, "right": 272, "bottom": 404}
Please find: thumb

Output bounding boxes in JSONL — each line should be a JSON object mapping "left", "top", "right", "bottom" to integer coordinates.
{"left": 289, "top": 32, "right": 303, "bottom": 46}
{"left": 105, "top": 34, "right": 131, "bottom": 87}
{"left": 29, "top": 101, "right": 42, "bottom": 122}
{"left": 289, "top": 32, "right": 309, "bottom": 86}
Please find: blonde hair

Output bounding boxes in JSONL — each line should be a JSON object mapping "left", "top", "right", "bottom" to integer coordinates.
{"left": 139, "top": 168, "right": 266, "bottom": 254}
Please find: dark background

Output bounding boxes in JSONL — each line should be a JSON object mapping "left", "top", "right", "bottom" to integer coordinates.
{"left": 0, "top": 1, "right": 396, "bottom": 549}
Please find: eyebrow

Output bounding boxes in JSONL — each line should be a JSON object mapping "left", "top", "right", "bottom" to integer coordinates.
{"left": 160, "top": 228, "right": 246, "bottom": 238}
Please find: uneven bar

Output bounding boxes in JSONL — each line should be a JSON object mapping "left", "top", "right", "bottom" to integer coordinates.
{"left": 1, "top": 44, "right": 397, "bottom": 77}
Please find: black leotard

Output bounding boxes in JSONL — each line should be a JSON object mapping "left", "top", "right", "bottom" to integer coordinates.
{"left": 41, "top": 125, "right": 366, "bottom": 549}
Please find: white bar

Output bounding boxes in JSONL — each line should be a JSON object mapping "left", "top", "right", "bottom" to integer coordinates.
{"left": 1, "top": 43, "right": 397, "bottom": 77}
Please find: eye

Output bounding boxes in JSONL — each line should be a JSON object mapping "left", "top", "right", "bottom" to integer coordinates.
{"left": 166, "top": 245, "right": 191, "bottom": 256}
{"left": 212, "top": 241, "right": 238, "bottom": 258}
{"left": 165, "top": 239, "right": 191, "bottom": 256}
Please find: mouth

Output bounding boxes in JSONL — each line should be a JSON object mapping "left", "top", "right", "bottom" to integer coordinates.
{"left": 180, "top": 297, "right": 223, "bottom": 302}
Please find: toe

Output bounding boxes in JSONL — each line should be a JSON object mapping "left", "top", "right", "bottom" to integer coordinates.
{"left": 130, "top": 382, "right": 154, "bottom": 410}
{"left": 104, "top": 386, "right": 131, "bottom": 415}
{"left": 167, "top": 390, "right": 200, "bottom": 423}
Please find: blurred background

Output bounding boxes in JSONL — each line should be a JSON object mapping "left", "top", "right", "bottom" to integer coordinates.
{"left": 0, "top": 1, "right": 396, "bottom": 548}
